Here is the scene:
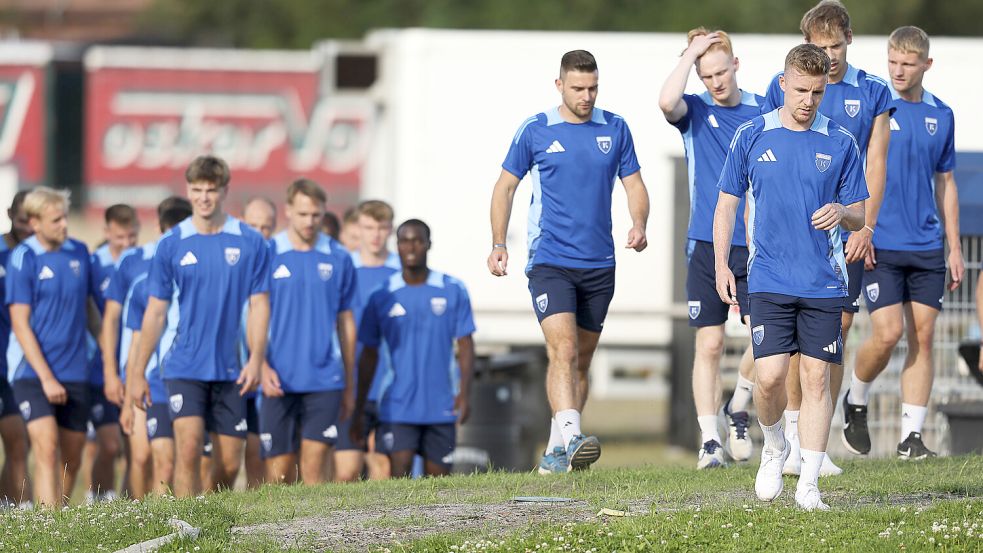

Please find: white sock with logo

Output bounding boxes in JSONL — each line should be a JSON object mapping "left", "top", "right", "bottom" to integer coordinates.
{"left": 901, "top": 403, "right": 928, "bottom": 440}
{"left": 784, "top": 410, "right": 800, "bottom": 440}
{"left": 545, "top": 418, "right": 564, "bottom": 455}
{"left": 555, "top": 409, "right": 582, "bottom": 448}
{"left": 798, "top": 448, "right": 825, "bottom": 489}
{"left": 698, "top": 415, "right": 721, "bottom": 445}
{"left": 729, "top": 376, "right": 755, "bottom": 413}
{"left": 848, "top": 374, "right": 873, "bottom": 406}
{"left": 759, "top": 419, "right": 785, "bottom": 452}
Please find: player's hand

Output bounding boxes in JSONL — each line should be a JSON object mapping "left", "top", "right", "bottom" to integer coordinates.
{"left": 845, "top": 226, "right": 872, "bottom": 264}
{"left": 626, "top": 225, "right": 648, "bottom": 252}
{"left": 865, "top": 247, "right": 877, "bottom": 271}
{"left": 40, "top": 376, "right": 67, "bottom": 405}
{"left": 119, "top": 399, "right": 134, "bottom": 436}
{"left": 259, "top": 364, "right": 283, "bottom": 397}
{"left": 715, "top": 265, "right": 739, "bottom": 306}
{"left": 339, "top": 388, "right": 355, "bottom": 422}
{"left": 128, "top": 376, "right": 151, "bottom": 411}
{"left": 238, "top": 361, "right": 261, "bottom": 396}
{"left": 811, "top": 203, "right": 845, "bottom": 231}
{"left": 487, "top": 247, "right": 508, "bottom": 276}
{"left": 684, "top": 32, "right": 722, "bottom": 60}
{"left": 349, "top": 410, "right": 366, "bottom": 448}
{"left": 104, "top": 374, "right": 126, "bottom": 407}
{"left": 947, "top": 249, "right": 965, "bottom": 292}
{"left": 455, "top": 394, "right": 470, "bottom": 425}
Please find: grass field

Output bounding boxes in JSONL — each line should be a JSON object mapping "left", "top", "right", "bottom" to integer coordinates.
{"left": 2, "top": 455, "right": 982, "bottom": 552}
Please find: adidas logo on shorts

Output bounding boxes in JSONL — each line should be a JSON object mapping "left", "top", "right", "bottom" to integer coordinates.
{"left": 822, "top": 340, "right": 839, "bottom": 355}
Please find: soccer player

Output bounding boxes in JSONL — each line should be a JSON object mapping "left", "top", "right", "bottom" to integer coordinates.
{"left": 846, "top": 27, "right": 963, "bottom": 459}
{"left": 127, "top": 155, "right": 270, "bottom": 497}
{"left": 260, "top": 179, "right": 356, "bottom": 485}
{"left": 762, "top": 0, "right": 891, "bottom": 477}
{"left": 714, "top": 44, "right": 867, "bottom": 510}
{"left": 354, "top": 219, "right": 475, "bottom": 477}
{"left": 7, "top": 187, "right": 100, "bottom": 507}
{"left": 339, "top": 207, "right": 360, "bottom": 252}
{"left": 322, "top": 210, "right": 341, "bottom": 240}
{"left": 335, "top": 200, "right": 400, "bottom": 482}
{"left": 658, "top": 27, "right": 762, "bottom": 468}
{"left": 487, "top": 49, "right": 649, "bottom": 473}
{"left": 0, "top": 190, "right": 32, "bottom": 507}
{"left": 241, "top": 196, "right": 278, "bottom": 488}
{"left": 85, "top": 204, "right": 139, "bottom": 502}
{"left": 118, "top": 200, "right": 194, "bottom": 496}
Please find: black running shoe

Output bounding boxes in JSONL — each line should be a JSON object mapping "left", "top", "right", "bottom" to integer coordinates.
{"left": 897, "top": 432, "right": 937, "bottom": 460}
{"left": 841, "top": 393, "right": 871, "bottom": 455}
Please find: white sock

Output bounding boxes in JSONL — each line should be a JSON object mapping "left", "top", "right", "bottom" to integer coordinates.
{"left": 849, "top": 374, "right": 873, "bottom": 406}
{"left": 698, "top": 415, "right": 721, "bottom": 444}
{"left": 784, "top": 410, "right": 800, "bottom": 440}
{"left": 545, "top": 418, "right": 564, "bottom": 454}
{"left": 729, "top": 376, "right": 755, "bottom": 412}
{"left": 901, "top": 403, "right": 928, "bottom": 440}
{"left": 759, "top": 419, "right": 785, "bottom": 452}
{"left": 798, "top": 448, "right": 825, "bottom": 489}
{"left": 555, "top": 409, "right": 582, "bottom": 447}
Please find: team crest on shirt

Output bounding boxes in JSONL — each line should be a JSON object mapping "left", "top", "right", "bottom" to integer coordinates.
{"left": 147, "top": 417, "right": 158, "bottom": 437}
{"left": 224, "top": 247, "right": 241, "bottom": 266}
{"left": 260, "top": 433, "right": 273, "bottom": 452}
{"left": 688, "top": 301, "right": 701, "bottom": 320}
{"left": 536, "top": 293, "right": 549, "bottom": 313}
{"left": 925, "top": 117, "right": 938, "bottom": 136}
{"left": 69, "top": 259, "right": 81, "bottom": 276}
{"left": 815, "top": 153, "right": 832, "bottom": 173}
{"left": 843, "top": 99, "right": 861, "bottom": 118}
{"left": 866, "top": 282, "right": 880, "bottom": 303}
{"left": 169, "top": 393, "right": 183, "bottom": 414}
{"left": 19, "top": 401, "right": 30, "bottom": 419}
{"left": 431, "top": 297, "right": 447, "bottom": 316}
{"left": 317, "top": 262, "right": 333, "bottom": 281}
{"left": 596, "top": 136, "right": 612, "bottom": 154}
{"left": 752, "top": 325, "right": 765, "bottom": 346}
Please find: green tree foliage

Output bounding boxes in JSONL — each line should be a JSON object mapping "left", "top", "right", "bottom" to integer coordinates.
{"left": 142, "top": 0, "right": 983, "bottom": 49}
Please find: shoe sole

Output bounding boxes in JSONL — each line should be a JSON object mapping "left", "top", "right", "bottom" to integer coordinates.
{"left": 568, "top": 440, "right": 602, "bottom": 471}
{"left": 537, "top": 466, "right": 559, "bottom": 475}
{"left": 840, "top": 431, "right": 870, "bottom": 456}
{"left": 697, "top": 459, "right": 727, "bottom": 470}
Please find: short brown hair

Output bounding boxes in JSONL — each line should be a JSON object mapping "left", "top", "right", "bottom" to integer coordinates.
{"left": 23, "top": 186, "right": 69, "bottom": 219}
{"left": 800, "top": 0, "right": 851, "bottom": 42}
{"left": 889, "top": 26, "right": 930, "bottom": 60}
{"left": 286, "top": 178, "right": 327, "bottom": 206}
{"left": 785, "top": 44, "right": 831, "bottom": 77}
{"left": 185, "top": 155, "right": 231, "bottom": 188}
{"left": 686, "top": 27, "right": 734, "bottom": 58}
{"left": 105, "top": 203, "right": 137, "bottom": 227}
{"left": 342, "top": 206, "right": 359, "bottom": 225}
{"left": 357, "top": 199, "right": 394, "bottom": 223}
{"left": 559, "top": 50, "right": 597, "bottom": 78}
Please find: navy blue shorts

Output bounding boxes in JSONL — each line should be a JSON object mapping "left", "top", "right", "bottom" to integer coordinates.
{"left": 844, "top": 256, "right": 864, "bottom": 313}
{"left": 686, "top": 240, "right": 750, "bottom": 326}
{"left": 245, "top": 395, "right": 259, "bottom": 435}
{"left": 749, "top": 293, "right": 844, "bottom": 364}
{"left": 527, "top": 264, "right": 616, "bottom": 333}
{"left": 165, "top": 379, "right": 247, "bottom": 439}
{"left": 334, "top": 400, "right": 381, "bottom": 452}
{"left": 88, "top": 386, "right": 121, "bottom": 428}
{"left": 0, "top": 378, "right": 17, "bottom": 419}
{"left": 378, "top": 422, "right": 456, "bottom": 468}
{"left": 862, "top": 248, "right": 945, "bottom": 313}
{"left": 12, "top": 379, "right": 91, "bottom": 432}
{"left": 258, "top": 390, "right": 342, "bottom": 458}
{"left": 146, "top": 402, "right": 174, "bottom": 441}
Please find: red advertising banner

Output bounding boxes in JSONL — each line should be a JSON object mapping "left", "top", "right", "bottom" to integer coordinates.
{"left": 0, "top": 44, "right": 50, "bottom": 188}
{"left": 84, "top": 47, "right": 374, "bottom": 210}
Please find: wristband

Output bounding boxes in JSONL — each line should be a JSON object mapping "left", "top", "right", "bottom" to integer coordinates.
{"left": 493, "top": 243, "right": 507, "bottom": 249}
{"left": 863, "top": 225, "right": 875, "bottom": 234}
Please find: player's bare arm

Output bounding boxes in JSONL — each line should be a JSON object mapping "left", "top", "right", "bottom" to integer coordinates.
{"left": 456, "top": 335, "right": 475, "bottom": 424}
{"left": 240, "top": 291, "right": 270, "bottom": 395}
{"left": 622, "top": 171, "right": 650, "bottom": 252}
{"left": 100, "top": 300, "right": 125, "bottom": 405}
{"left": 658, "top": 32, "right": 722, "bottom": 123}
{"left": 487, "top": 169, "right": 521, "bottom": 276}
{"left": 811, "top": 200, "right": 865, "bottom": 231}
{"left": 336, "top": 309, "right": 357, "bottom": 421}
{"left": 848, "top": 111, "right": 890, "bottom": 266}
{"left": 10, "top": 303, "right": 65, "bottom": 404}
{"left": 118, "top": 327, "right": 142, "bottom": 436}
{"left": 935, "top": 170, "right": 964, "bottom": 290}
{"left": 712, "top": 191, "right": 740, "bottom": 306}
{"left": 129, "top": 296, "right": 169, "bottom": 410}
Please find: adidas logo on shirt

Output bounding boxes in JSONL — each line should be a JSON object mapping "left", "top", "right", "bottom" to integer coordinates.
{"left": 890, "top": 118, "right": 901, "bottom": 131}
{"left": 388, "top": 303, "right": 407, "bottom": 318}
{"left": 179, "top": 251, "right": 198, "bottom": 266}
{"left": 38, "top": 266, "right": 54, "bottom": 280}
{"left": 822, "top": 340, "right": 839, "bottom": 355}
{"left": 757, "top": 149, "right": 777, "bottom": 162}
{"left": 707, "top": 114, "right": 719, "bottom": 128}
{"left": 545, "top": 140, "right": 565, "bottom": 153}
{"left": 272, "top": 264, "right": 291, "bottom": 279}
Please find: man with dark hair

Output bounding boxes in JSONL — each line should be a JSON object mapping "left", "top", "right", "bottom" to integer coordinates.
{"left": 714, "top": 44, "right": 868, "bottom": 510}
{"left": 0, "top": 189, "right": 32, "bottom": 507}
{"left": 354, "top": 219, "right": 475, "bottom": 477}
{"left": 322, "top": 211, "right": 341, "bottom": 240}
{"left": 487, "top": 49, "right": 650, "bottom": 473}
{"left": 127, "top": 155, "right": 270, "bottom": 497}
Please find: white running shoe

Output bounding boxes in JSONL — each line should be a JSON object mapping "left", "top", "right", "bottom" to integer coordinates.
{"left": 782, "top": 433, "right": 801, "bottom": 475}
{"left": 697, "top": 439, "right": 728, "bottom": 469}
{"left": 724, "top": 403, "right": 753, "bottom": 462}
{"left": 794, "top": 483, "right": 830, "bottom": 511}
{"left": 819, "top": 453, "right": 843, "bottom": 477}
{"left": 755, "top": 439, "right": 790, "bottom": 502}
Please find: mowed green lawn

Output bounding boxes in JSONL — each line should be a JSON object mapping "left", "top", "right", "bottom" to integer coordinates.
{"left": 2, "top": 455, "right": 982, "bottom": 552}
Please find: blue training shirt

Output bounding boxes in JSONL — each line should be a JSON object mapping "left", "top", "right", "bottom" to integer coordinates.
{"left": 88, "top": 243, "right": 128, "bottom": 387}
{"left": 672, "top": 91, "right": 765, "bottom": 246}
{"left": 0, "top": 240, "right": 13, "bottom": 381}
{"left": 125, "top": 274, "right": 175, "bottom": 404}
{"left": 350, "top": 249, "right": 400, "bottom": 402}
{"left": 359, "top": 270, "right": 476, "bottom": 425}
{"left": 148, "top": 216, "right": 270, "bottom": 382}
{"left": 266, "top": 231, "right": 357, "bottom": 393}
{"left": 503, "top": 107, "right": 641, "bottom": 272}
{"left": 6, "top": 236, "right": 93, "bottom": 383}
{"left": 875, "top": 90, "right": 956, "bottom": 251}
{"left": 718, "top": 110, "right": 869, "bottom": 298}
{"left": 109, "top": 242, "right": 155, "bottom": 381}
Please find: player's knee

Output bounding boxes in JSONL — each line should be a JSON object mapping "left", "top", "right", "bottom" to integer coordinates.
{"left": 873, "top": 320, "right": 904, "bottom": 348}
{"left": 546, "top": 340, "right": 577, "bottom": 370}
{"left": 695, "top": 333, "right": 725, "bottom": 361}
{"left": 755, "top": 369, "right": 785, "bottom": 395}
{"left": 798, "top": 363, "right": 829, "bottom": 398}
{"left": 98, "top": 435, "right": 121, "bottom": 460}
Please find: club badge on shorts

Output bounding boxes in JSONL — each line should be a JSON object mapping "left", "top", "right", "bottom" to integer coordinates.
{"left": 169, "top": 394, "right": 184, "bottom": 414}
{"left": 752, "top": 325, "right": 765, "bottom": 346}
{"left": 147, "top": 417, "right": 158, "bottom": 437}
{"left": 224, "top": 247, "right": 241, "bottom": 266}
{"left": 536, "top": 293, "right": 549, "bottom": 313}
{"left": 866, "top": 282, "right": 880, "bottom": 303}
{"left": 596, "top": 136, "right": 612, "bottom": 154}
{"left": 688, "top": 301, "right": 701, "bottom": 320}
{"left": 815, "top": 152, "right": 832, "bottom": 173}
{"left": 260, "top": 433, "right": 273, "bottom": 452}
